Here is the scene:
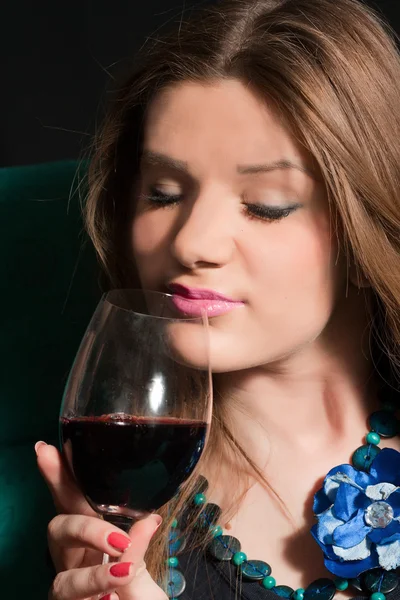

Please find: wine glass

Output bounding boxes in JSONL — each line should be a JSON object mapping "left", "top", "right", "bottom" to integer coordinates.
{"left": 59, "top": 289, "right": 212, "bottom": 564}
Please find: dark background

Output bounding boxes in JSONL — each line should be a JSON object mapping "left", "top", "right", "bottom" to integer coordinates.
{"left": 2, "top": 0, "right": 400, "bottom": 168}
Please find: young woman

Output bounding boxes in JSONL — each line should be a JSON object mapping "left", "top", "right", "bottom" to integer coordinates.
{"left": 36, "top": 0, "right": 400, "bottom": 599}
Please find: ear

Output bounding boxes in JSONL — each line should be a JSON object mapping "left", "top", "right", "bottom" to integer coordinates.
{"left": 348, "top": 263, "right": 371, "bottom": 289}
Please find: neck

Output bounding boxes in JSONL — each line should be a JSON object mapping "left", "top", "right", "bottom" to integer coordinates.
{"left": 214, "top": 287, "right": 377, "bottom": 467}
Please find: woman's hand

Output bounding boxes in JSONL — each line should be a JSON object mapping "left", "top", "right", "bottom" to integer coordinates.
{"left": 36, "top": 442, "right": 168, "bottom": 600}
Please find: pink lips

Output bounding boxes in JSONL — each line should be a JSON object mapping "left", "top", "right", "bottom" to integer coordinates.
{"left": 167, "top": 283, "right": 244, "bottom": 317}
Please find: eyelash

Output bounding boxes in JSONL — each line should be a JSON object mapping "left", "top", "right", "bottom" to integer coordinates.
{"left": 142, "top": 189, "right": 300, "bottom": 222}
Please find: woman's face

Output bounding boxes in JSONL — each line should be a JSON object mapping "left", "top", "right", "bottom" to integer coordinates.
{"left": 131, "top": 79, "right": 346, "bottom": 372}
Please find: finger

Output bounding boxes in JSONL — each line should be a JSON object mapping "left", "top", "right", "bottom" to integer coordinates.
{"left": 36, "top": 442, "right": 95, "bottom": 516}
{"left": 123, "top": 514, "right": 162, "bottom": 564}
{"left": 117, "top": 563, "right": 168, "bottom": 600}
{"left": 49, "top": 516, "right": 167, "bottom": 600}
{"left": 48, "top": 514, "right": 132, "bottom": 558}
{"left": 49, "top": 562, "right": 134, "bottom": 600}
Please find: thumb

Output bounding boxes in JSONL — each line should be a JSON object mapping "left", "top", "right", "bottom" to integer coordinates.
{"left": 35, "top": 442, "right": 96, "bottom": 516}
{"left": 116, "top": 514, "right": 167, "bottom": 600}
{"left": 124, "top": 514, "right": 162, "bottom": 564}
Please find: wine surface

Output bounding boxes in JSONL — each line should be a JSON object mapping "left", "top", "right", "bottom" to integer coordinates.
{"left": 61, "top": 414, "right": 207, "bottom": 515}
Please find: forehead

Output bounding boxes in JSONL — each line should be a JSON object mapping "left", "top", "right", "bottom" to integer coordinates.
{"left": 143, "top": 79, "right": 310, "bottom": 170}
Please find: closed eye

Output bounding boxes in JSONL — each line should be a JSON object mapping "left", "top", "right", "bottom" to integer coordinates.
{"left": 244, "top": 203, "right": 301, "bottom": 222}
{"left": 141, "top": 189, "right": 301, "bottom": 222}
{"left": 141, "top": 189, "right": 182, "bottom": 207}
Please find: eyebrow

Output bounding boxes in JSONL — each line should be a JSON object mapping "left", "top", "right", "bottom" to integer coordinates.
{"left": 141, "top": 150, "right": 313, "bottom": 177}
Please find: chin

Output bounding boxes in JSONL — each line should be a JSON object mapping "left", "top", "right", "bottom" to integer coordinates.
{"left": 207, "top": 332, "right": 263, "bottom": 373}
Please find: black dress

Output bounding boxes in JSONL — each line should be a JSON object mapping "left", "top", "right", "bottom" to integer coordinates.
{"left": 177, "top": 546, "right": 400, "bottom": 600}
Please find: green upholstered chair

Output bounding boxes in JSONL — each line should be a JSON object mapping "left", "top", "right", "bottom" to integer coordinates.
{"left": 0, "top": 160, "right": 101, "bottom": 595}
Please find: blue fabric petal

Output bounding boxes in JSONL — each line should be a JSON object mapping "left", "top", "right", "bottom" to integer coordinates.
{"left": 365, "top": 483, "right": 398, "bottom": 501}
{"left": 333, "top": 509, "right": 372, "bottom": 548}
{"left": 380, "top": 532, "right": 400, "bottom": 545}
{"left": 369, "top": 448, "right": 400, "bottom": 485}
{"left": 377, "top": 539, "right": 400, "bottom": 570}
{"left": 333, "top": 484, "right": 366, "bottom": 521}
{"left": 324, "top": 465, "right": 371, "bottom": 502}
{"left": 324, "top": 550, "right": 378, "bottom": 578}
{"left": 388, "top": 489, "right": 400, "bottom": 513}
{"left": 313, "top": 488, "right": 332, "bottom": 515}
{"left": 367, "top": 521, "right": 400, "bottom": 544}
{"left": 332, "top": 537, "right": 371, "bottom": 561}
{"left": 316, "top": 508, "right": 345, "bottom": 544}
{"left": 311, "top": 524, "right": 337, "bottom": 560}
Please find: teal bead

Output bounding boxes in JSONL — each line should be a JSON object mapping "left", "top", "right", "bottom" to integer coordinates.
{"left": 363, "top": 569, "right": 398, "bottom": 594}
{"left": 352, "top": 444, "right": 380, "bottom": 471}
{"left": 293, "top": 588, "right": 305, "bottom": 600}
{"left": 169, "top": 528, "right": 187, "bottom": 554}
{"left": 274, "top": 585, "right": 294, "bottom": 598}
{"left": 194, "top": 493, "right": 207, "bottom": 506}
{"left": 335, "top": 578, "right": 349, "bottom": 591}
{"left": 197, "top": 503, "right": 221, "bottom": 530}
{"left": 370, "top": 593, "right": 386, "bottom": 600}
{"left": 167, "top": 556, "right": 179, "bottom": 568}
{"left": 208, "top": 535, "right": 241, "bottom": 561}
{"left": 171, "top": 518, "right": 178, "bottom": 528}
{"left": 262, "top": 576, "right": 276, "bottom": 590}
{"left": 241, "top": 560, "right": 271, "bottom": 581}
{"left": 210, "top": 525, "right": 223, "bottom": 537}
{"left": 366, "top": 432, "right": 381, "bottom": 445}
{"left": 166, "top": 568, "right": 186, "bottom": 597}
{"left": 304, "top": 578, "right": 336, "bottom": 600}
{"left": 232, "top": 551, "right": 247, "bottom": 566}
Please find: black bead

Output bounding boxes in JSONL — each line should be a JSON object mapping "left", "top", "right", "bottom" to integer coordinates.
{"left": 196, "top": 503, "right": 222, "bottom": 529}
{"left": 274, "top": 585, "right": 294, "bottom": 598}
{"left": 179, "top": 476, "right": 210, "bottom": 530}
{"left": 369, "top": 410, "right": 399, "bottom": 438}
{"left": 349, "top": 577, "right": 363, "bottom": 591}
{"left": 241, "top": 560, "right": 272, "bottom": 581}
{"left": 362, "top": 568, "right": 399, "bottom": 594}
{"left": 194, "top": 475, "right": 209, "bottom": 495}
{"left": 208, "top": 535, "right": 241, "bottom": 561}
{"left": 304, "top": 578, "right": 336, "bottom": 600}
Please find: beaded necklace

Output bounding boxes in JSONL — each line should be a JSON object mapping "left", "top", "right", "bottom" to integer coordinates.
{"left": 165, "top": 403, "right": 400, "bottom": 600}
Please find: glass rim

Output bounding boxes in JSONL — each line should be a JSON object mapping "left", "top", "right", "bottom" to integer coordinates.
{"left": 101, "top": 288, "right": 209, "bottom": 323}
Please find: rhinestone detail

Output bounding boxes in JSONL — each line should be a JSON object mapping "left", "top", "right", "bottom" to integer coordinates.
{"left": 365, "top": 501, "right": 394, "bottom": 528}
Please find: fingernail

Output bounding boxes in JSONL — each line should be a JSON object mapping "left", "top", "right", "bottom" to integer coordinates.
{"left": 34, "top": 441, "right": 47, "bottom": 456}
{"left": 102, "top": 595, "right": 111, "bottom": 600}
{"left": 107, "top": 532, "right": 131, "bottom": 551}
{"left": 110, "top": 562, "right": 132, "bottom": 578}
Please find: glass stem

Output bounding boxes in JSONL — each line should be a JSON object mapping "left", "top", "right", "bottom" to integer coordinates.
{"left": 102, "top": 514, "right": 134, "bottom": 565}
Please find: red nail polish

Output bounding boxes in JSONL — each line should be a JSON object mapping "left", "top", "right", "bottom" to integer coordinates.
{"left": 107, "top": 532, "right": 131, "bottom": 551}
{"left": 102, "top": 595, "right": 112, "bottom": 600}
{"left": 110, "top": 562, "right": 132, "bottom": 578}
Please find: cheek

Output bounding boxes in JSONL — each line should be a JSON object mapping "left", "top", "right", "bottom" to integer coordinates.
{"left": 132, "top": 213, "right": 165, "bottom": 254}
{"left": 246, "top": 214, "right": 340, "bottom": 315}
{"left": 131, "top": 213, "right": 172, "bottom": 285}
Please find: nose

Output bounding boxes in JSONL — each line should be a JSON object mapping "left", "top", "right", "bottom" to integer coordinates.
{"left": 171, "top": 188, "right": 236, "bottom": 269}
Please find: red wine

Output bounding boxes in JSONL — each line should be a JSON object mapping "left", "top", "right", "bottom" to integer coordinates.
{"left": 60, "top": 414, "right": 207, "bottom": 516}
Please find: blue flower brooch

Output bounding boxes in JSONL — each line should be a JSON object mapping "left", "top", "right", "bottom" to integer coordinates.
{"left": 312, "top": 407, "right": 400, "bottom": 596}
{"left": 313, "top": 448, "right": 400, "bottom": 578}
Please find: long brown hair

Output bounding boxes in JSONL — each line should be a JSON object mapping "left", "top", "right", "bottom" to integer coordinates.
{"left": 84, "top": 0, "right": 400, "bottom": 587}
